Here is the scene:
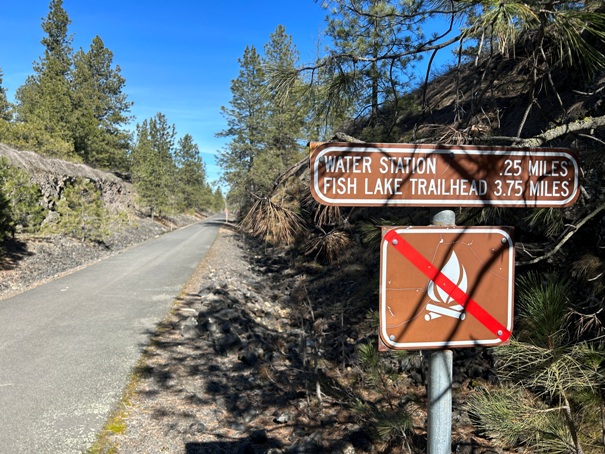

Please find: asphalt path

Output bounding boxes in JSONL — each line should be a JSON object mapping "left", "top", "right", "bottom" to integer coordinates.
{"left": 0, "top": 215, "right": 224, "bottom": 453}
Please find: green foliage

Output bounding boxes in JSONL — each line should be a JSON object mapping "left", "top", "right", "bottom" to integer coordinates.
{"left": 0, "top": 120, "right": 76, "bottom": 158}
{"left": 323, "top": 0, "right": 419, "bottom": 127}
{"left": 353, "top": 343, "right": 413, "bottom": 450}
{"left": 262, "top": 25, "right": 307, "bottom": 168}
{"left": 13, "top": 0, "right": 76, "bottom": 160}
{"left": 174, "top": 133, "right": 212, "bottom": 212}
{"left": 217, "top": 45, "right": 267, "bottom": 206}
{"left": 526, "top": 208, "right": 565, "bottom": 239}
{"left": 130, "top": 114, "right": 178, "bottom": 217}
{"left": 516, "top": 272, "right": 572, "bottom": 349}
{"left": 5, "top": 1, "right": 132, "bottom": 170}
{"left": 0, "top": 162, "right": 13, "bottom": 242}
{"left": 463, "top": 0, "right": 605, "bottom": 74}
{"left": 219, "top": 26, "right": 309, "bottom": 209}
{"left": 467, "top": 385, "right": 573, "bottom": 452}
{"left": 130, "top": 114, "right": 213, "bottom": 216}
{"left": 211, "top": 187, "right": 225, "bottom": 212}
{"left": 0, "top": 68, "right": 11, "bottom": 122}
{"left": 468, "top": 272, "right": 605, "bottom": 452}
{"left": 43, "top": 178, "right": 110, "bottom": 242}
{"left": 0, "top": 159, "right": 45, "bottom": 234}
{"left": 475, "top": 341, "right": 605, "bottom": 453}
{"left": 71, "top": 36, "right": 132, "bottom": 171}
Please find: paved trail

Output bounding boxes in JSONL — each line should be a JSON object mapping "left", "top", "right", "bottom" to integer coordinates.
{"left": 0, "top": 216, "right": 223, "bottom": 453}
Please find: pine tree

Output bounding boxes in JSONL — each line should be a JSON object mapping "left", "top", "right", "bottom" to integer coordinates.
{"left": 263, "top": 25, "right": 306, "bottom": 163}
{"left": 323, "top": 0, "right": 420, "bottom": 131}
{"left": 174, "top": 133, "right": 211, "bottom": 212}
{"left": 0, "top": 159, "right": 45, "bottom": 234}
{"left": 0, "top": 160, "right": 14, "bottom": 242}
{"left": 0, "top": 68, "right": 14, "bottom": 145}
{"left": 44, "top": 178, "right": 110, "bottom": 243}
{"left": 249, "top": 25, "right": 309, "bottom": 197}
{"left": 212, "top": 186, "right": 224, "bottom": 212}
{"left": 14, "top": 0, "right": 75, "bottom": 157}
{"left": 71, "top": 36, "right": 132, "bottom": 171}
{"left": 130, "top": 113, "right": 178, "bottom": 218}
{"left": 0, "top": 68, "right": 11, "bottom": 122}
{"left": 216, "top": 45, "right": 267, "bottom": 206}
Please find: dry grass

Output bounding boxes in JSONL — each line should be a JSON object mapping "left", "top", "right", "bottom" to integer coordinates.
{"left": 304, "top": 229, "right": 352, "bottom": 264}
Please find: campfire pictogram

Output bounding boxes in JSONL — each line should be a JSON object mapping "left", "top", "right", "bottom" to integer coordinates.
{"left": 424, "top": 251, "right": 467, "bottom": 321}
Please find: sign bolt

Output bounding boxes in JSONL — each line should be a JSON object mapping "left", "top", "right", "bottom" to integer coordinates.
{"left": 392, "top": 239, "right": 399, "bottom": 246}
{"left": 389, "top": 335, "right": 395, "bottom": 341}
{"left": 501, "top": 237, "right": 507, "bottom": 244}
{"left": 497, "top": 330, "right": 503, "bottom": 336}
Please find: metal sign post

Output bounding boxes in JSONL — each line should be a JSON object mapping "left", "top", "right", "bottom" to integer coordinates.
{"left": 428, "top": 208, "right": 454, "bottom": 454}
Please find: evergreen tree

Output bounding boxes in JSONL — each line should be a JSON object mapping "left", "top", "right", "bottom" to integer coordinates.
{"left": 0, "top": 69, "right": 13, "bottom": 144}
{"left": 263, "top": 25, "right": 306, "bottom": 162}
{"left": 130, "top": 113, "right": 178, "bottom": 218}
{"left": 44, "top": 178, "right": 110, "bottom": 243}
{"left": 0, "top": 161, "right": 14, "bottom": 242}
{"left": 0, "top": 159, "right": 45, "bottom": 234}
{"left": 14, "top": 0, "right": 75, "bottom": 157}
{"left": 174, "top": 133, "right": 211, "bottom": 212}
{"left": 323, "top": 0, "right": 419, "bottom": 130}
{"left": 254, "top": 25, "right": 308, "bottom": 196}
{"left": 216, "top": 45, "right": 267, "bottom": 206}
{"left": 71, "top": 36, "right": 132, "bottom": 171}
{"left": 212, "top": 186, "right": 224, "bottom": 212}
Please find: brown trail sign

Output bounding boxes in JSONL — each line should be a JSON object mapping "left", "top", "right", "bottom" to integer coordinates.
{"left": 310, "top": 142, "right": 580, "bottom": 207}
{"left": 379, "top": 227, "right": 514, "bottom": 350}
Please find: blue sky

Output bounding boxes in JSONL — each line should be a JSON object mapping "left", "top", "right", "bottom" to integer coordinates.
{"left": 0, "top": 1, "right": 457, "bottom": 186}
{"left": 0, "top": 0, "right": 330, "bottom": 184}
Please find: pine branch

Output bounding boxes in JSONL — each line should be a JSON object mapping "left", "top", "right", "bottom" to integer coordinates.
{"left": 519, "top": 114, "right": 605, "bottom": 147}
{"left": 479, "top": 114, "right": 605, "bottom": 146}
{"left": 517, "top": 202, "right": 605, "bottom": 266}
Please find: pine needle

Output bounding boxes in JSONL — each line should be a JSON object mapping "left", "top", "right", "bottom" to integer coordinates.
{"left": 240, "top": 195, "right": 304, "bottom": 246}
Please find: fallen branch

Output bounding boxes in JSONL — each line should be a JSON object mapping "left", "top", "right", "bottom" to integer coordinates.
{"left": 519, "top": 114, "right": 605, "bottom": 147}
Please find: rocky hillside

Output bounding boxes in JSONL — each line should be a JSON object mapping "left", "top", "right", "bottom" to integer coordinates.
{"left": 0, "top": 143, "right": 133, "bottom": 215}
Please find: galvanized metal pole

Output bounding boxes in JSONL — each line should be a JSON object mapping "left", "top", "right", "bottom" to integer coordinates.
{"left": 427, "top": 208, "right": 455, "bottom": 454}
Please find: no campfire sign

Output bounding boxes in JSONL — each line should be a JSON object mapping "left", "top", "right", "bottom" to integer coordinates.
{"left": 379, "top": 227, "right": 514, "bottom": 350}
